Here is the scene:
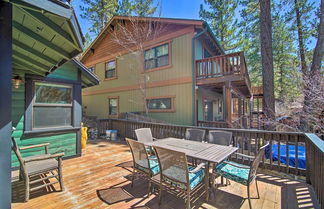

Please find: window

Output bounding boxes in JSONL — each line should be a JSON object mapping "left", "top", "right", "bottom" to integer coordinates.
{"left": 33, "top": 82, "right": 73, "bottom": 129}
{"left": 144, "top": 43, "right": 169, "bottom": 70}
{"left": 105, "top": 60, "right": 116, "bottom": 79}
{"left": 146, "top": 97, "right": 174, "bottom": 112}
{"left": 108, "top": 97, "right": 118, "bottom": 115}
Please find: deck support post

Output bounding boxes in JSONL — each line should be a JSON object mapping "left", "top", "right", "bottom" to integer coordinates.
{"left": 0, "top": 1, "right": 12, "bottom": 208}
{"left": 223, "top": 82, "right": 232, "bottom": 127}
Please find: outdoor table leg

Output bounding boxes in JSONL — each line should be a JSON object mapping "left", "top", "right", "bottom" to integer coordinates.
{"left": 205, "top": 161, "right": 210, "bottom": 201}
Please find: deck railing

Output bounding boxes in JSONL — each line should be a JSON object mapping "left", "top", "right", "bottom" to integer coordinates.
{"left": 196, "top": 51, "right": 247, "bottom": 79}
{"left": 197, "top": 120, "right": 230, "bottom": 128}
{"left": 98, "top": 118, "right": 323, "bottom": 207}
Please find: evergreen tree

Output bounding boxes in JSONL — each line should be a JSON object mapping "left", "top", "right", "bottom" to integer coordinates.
{"left": 199, "top": 0, "right": 242, "bottom": 52}
{"left": 79, "top": 0, "right": 118, "bottom": 35}
{"left": 118, "top": 0, "right": 133, "bottom": 16}
{"left": 132, "top": 0, "right": 158, "bottom": 16}
{"left": 239, "top": 0, "right": 262, "bottom": 85}
{"left": 272, "top": 2, "right": 301, "bottom": 101}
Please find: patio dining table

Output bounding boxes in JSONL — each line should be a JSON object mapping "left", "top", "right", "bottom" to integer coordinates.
{"left": 144, "top": 137, "right": 238, "bottom": 201}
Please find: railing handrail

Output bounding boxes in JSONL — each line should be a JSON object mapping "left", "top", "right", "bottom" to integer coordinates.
{"left": 99, "top": 118, "right": 308, "bottom": 136}
{"left": 195, "top": 51, "right": 243, "bottom": 62}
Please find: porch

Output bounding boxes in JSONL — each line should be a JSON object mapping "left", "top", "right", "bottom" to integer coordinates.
{"left": 195, "top": 52, "right": 252, "bottom": 129}
{"left": 12, "top": 140, "right": 320, "bottom": 209}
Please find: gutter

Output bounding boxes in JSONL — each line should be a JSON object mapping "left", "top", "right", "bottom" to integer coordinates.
{"left": 191, "top": 27, "right": 207, "bottom": 126}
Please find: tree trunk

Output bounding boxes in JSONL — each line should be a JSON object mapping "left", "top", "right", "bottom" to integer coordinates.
{"left": 300, "top": 0, "right": 324, "bottom": 131}
{"left": 295, "top": 0, "right": 308, "bottom": 75}
{"left": 259, "top": 0, "right": 275, "bottom": 121}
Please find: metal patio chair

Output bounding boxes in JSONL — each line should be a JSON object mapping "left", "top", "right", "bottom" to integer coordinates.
{"left": 153, "top": 146, "right": 205, "bottom": 209}
{"left": 213, "top": 142, "right": 269, "bottom": 209}
{"left": 207, "top": 130, "right": 233, "bottom": 146}
{"left": 11, "top": 137, "right": 64, "bottom": 202}
{"left": 125, "top": 138, "right": 159, "bottom": 196}
{"left": 185, "top": 128, "right": 206, "bottom": 142}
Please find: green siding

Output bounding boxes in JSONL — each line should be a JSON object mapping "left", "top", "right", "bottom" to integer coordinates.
{"left": 47, "top": 62, "right": 78, "bottom": 81}
{"left": 11, "top": 68, "right": 79, "bottom": 168}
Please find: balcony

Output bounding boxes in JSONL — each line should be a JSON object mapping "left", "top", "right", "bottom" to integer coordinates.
{"left": 12, "top": 119, "right": 323, "bottom": 209}
{"left": 196, "top": 52, "right": 251, "bottom": 97}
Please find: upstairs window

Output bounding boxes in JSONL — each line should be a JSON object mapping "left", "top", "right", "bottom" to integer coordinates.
{"left": 105, "top": 60, "right": 116, "bottom": 79}
{"left": 33, "top": 82, "right": 73, "bottom": 129}
{"left": 144, "top": 43, "right": 169, "bottom": 70}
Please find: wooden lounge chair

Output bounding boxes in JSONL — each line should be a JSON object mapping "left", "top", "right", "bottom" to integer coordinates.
{"left": 125, "top": 138, "right": 159, "bottom": 196}
{"left": 11, "top": 137, "right": 65, "bottom": 202}
{"left": 185, "top": 128, "right": 206, "bottom": 142}
{"left": 153, "top": 146, "right": 206, "bottom": 209}
{"left": 213, "top": 143, "right": 269, "bottom": 209}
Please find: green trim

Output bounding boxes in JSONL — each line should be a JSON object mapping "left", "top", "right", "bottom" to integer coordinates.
{"left": 13, "top": 21, "right": 71, "bottom": 60}
{"left": 12, "top": 58, "right": 44, "bottom": 75}
{"left": 13, "top": 50, "right": 49, "bottom": 71}
{"left": 305, "top": 133, "right": 324, "bottom": 152}
{"left": 19, "top": 7, "right": 80, "bottom": 50}
{"left": 12, "top": 39, "right": 57, "bottom": 65}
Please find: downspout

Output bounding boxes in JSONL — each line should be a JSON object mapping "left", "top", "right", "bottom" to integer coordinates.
{"left": 191, "top": 27, "right": 208, "bottom": 126}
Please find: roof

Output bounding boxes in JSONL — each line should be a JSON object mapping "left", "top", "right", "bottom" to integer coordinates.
{"left": 81, "top": 15, "right": 224, "bottom": 62}
{"left": 71, "top": 58, "right": 100, "bottom": 87}
{"left": 11, "top": 0, "right": 84, "bottom": 77}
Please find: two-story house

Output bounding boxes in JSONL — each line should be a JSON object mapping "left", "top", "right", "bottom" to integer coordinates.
{"left": 81, "top": 16, "right": 252, "bottom": 128}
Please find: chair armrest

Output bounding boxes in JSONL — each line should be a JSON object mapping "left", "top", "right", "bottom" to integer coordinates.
{"left": 234, "top": 153, "right": 255, "bottom": 160}
{"left": 189, "top": 163, "right": 205, "bottom": 173}
{"left": 24, "top": 152, "right": 64, "bottom": 163}
{"left": 20, "top": 143, "right": 50, "bottom": 150}
{"left": 223, "top": 161, "right": 250, "bottom": 169}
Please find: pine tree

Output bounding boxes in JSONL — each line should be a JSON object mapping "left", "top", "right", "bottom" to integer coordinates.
{"left": 79, "top": 0, "right": 118, "bottom": 35}
{"left": 239, "top": 0, "right": 262, "bottom": 85}
{"left": 199, "top": 0, "right": 242, "bottom": 52}
{"left": 118, "top": 0, "right": 133, "bottom": 16}
{"left": 272, "top": 2, "right": 301, "bottom": 102}
{"left": 132, "top": 0, "right": 158, "bottom": 16}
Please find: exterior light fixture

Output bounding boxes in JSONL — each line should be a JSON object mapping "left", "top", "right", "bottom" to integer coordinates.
{"left": 12, "top": 76, "right": 24, "bottom": 89}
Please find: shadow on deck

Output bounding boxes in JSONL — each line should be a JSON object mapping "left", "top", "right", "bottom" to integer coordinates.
{"left": 12, "top": 140, "right": 320, "bottom": 209}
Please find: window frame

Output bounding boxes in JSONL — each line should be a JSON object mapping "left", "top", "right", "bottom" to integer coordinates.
{"left": 104, "top": 59, "right": 117, "bottom": 80}
{"left": 143, "top": 40, "right": 172, "bottom": 72}
{"left": 32, "top": 81, "right": 73, "bottom": 130}
{"left": 108, "top": 96, "right": 119, "bottom": 116}
{"left": 24, "top": 75, "right": 82, "bottom": 134}
{"left": 146, "top": 95, "right": 175, "bottom": 113}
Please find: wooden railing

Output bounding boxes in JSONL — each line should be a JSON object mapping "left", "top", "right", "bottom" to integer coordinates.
{"left": 197, "top": 120, "right": 230, "bottom": 128}
{"left": 99, "top": 118, "right": 323, "bottom": 207}
{"left": 196, "top": 51, "right": 247, "bottom": 79}
{"left": 305, "top": 133, "right": 324, "bottom": 208}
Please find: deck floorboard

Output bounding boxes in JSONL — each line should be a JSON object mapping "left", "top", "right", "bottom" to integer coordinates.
{"left": 12, "top": 140, "right": 320, "bottom": 209}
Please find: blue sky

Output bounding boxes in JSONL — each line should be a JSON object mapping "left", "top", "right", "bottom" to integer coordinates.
{"left": 72, "top": 0, "right": 203, "bottom": 38}
{"left": 72, "top": 0, "right": 320, "bottom": 48}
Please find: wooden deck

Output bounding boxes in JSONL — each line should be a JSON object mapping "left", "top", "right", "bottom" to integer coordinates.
{"left": 12, "top": 140, "right": 320, "bottom": 209}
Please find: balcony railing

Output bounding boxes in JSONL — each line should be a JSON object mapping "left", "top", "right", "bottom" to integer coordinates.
{"left": 196, "top": 51, "right": 245, "bottom": 78}
{"left": 98, "top": 118, "right": 324, "bottom": 207}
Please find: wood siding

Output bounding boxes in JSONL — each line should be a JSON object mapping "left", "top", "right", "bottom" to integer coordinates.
{"left": 11, "top": 70, "right": 79, "bottom": 168}
{"left": 83, "top": 32, "right": 194, "bottom": 125}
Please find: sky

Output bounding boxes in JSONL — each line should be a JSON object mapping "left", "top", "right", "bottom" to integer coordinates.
{"left": 72, "top": 0, "right": 320, "bottom": 48}
{"left": 72, "top": 0, "right": 203, "bottom": 38}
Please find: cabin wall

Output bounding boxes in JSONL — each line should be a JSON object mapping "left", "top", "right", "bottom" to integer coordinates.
{"left": 11, "top": 69, "right": 80, "bottom": 168}
{"left": 83, "top": 33, "right": 194, "bottom": 125}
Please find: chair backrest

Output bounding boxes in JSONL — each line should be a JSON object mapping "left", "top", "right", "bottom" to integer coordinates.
{"left": 248, "top": 142, "right": 269, "bottom": 181}
{"left": 208, "top": 130, "right": 232, "bottom": 146}
{"left": 185, "top": 128, "right": 206, "bottom": 142}
{"left": 126, "top": 138, "right": 150, "bottom": 171}
{"left": 153, "top": 146, "right": 189, "bottom": 188}
{"left": 135, "top": 128, "right": 154, "bottom": 143}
